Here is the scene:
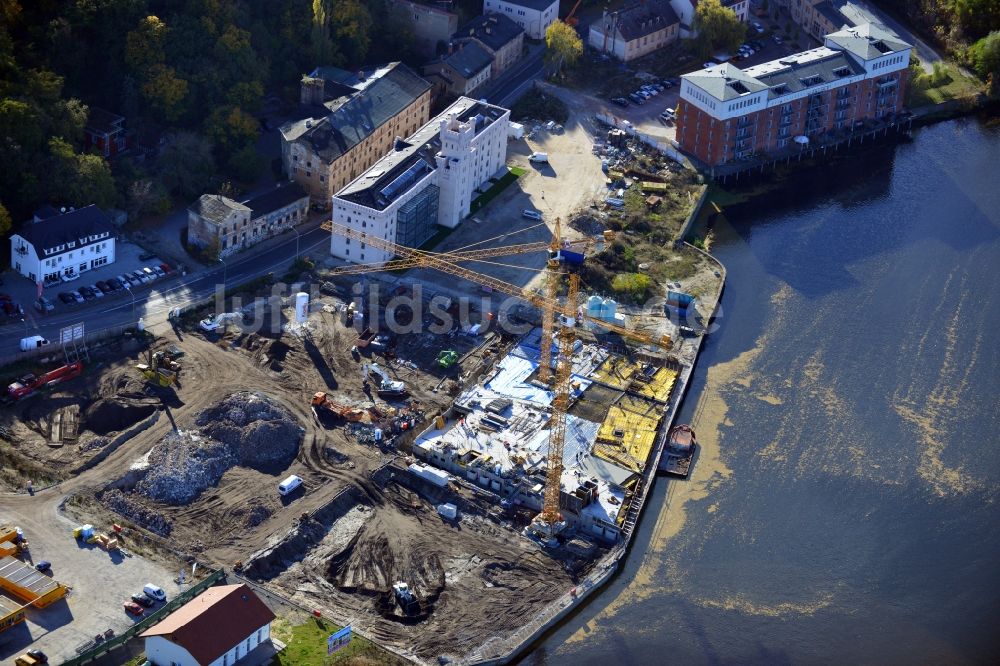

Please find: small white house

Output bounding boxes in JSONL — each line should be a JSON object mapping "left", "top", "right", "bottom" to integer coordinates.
{"left": 10, "top": 205, "right": 116, "bottom": 286}
{"left": 142, "top": 583, "right": 276, "bottom": 666}
{"left": 482, "top": 0, "right": 558, "bottom": 39}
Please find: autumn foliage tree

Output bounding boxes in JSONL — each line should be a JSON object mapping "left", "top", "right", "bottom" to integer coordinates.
{"left": 546, "top": 20, "right": 583, "bottom": 78}
{"left": 694, "top": 0, "right": 747, "bottom": 58}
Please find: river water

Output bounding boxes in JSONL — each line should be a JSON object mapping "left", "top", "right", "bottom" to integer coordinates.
{"left": 523, "top": 118, "right": 1000, "bottom": 665}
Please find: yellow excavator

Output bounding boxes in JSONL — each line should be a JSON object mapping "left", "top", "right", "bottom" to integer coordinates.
{"left": 135, "top": 348, "right": 180, "bottom": 387}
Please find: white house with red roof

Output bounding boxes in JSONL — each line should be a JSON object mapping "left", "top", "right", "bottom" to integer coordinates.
{"left": 141, "top": 583, "right": 276, "bottom": 666}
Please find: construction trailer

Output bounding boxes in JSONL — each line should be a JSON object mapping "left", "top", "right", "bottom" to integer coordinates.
{"left": 0, "top": 556, "right": 68, "bottom": 608}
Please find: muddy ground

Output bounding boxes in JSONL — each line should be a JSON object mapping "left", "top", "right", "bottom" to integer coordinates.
{"left": 0, "top": 293, "right": 581, "bottom": 663}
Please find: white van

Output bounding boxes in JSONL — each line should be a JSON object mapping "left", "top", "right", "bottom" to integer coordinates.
{"left": 529, "top": 152, "right": 548, "bottom": 163}
{"left": 19, "top": 336, "right": 50, "bottom": 352}
{"left": 278, "top": 474, "right": 303, "bottom": 496}
{"left": 143, "top": 583, "right": 166, "bottom": 601}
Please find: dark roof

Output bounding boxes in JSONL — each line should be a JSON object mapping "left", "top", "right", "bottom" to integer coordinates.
{"left": 453, "top": 13, "right": 524, "bottom": 52}
{"left": 595, "top": 0, "right": 679, "bottom": 42}
{"left": 141, "top": 584, "right": 275, "bottom": 665}
{"left": 32, "top": 205, "right": 60, "bottom": 221}
{"left": 299, "top": 63, "right": 431, "bottom": 164}
{"left": 815, "top": 0, "right": 847, "bottom": 27}
{"left": 242, "top": 182, "right": 309, "bottom": 217}
{"left": 85, "top": 107, "right": 125, "bottom": 135}
{"left": 442, "top": 42, "right": 493, "bottom": 80}
{"left": 188, "top": 195, "right": 250, "bottom": 225}
{"left": 337, "top": 97, "right": 508, "bottom": 211}
{"left": 15, "top": 205, "right": 115, "bottom": 255}
{"left": 499, "top": 0, "right": 556, "bottom": 11}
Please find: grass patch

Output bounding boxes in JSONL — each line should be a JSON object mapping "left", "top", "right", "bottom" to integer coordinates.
{"left": 469, "top": 166, "right": 524, "bottom": 214}
{"left": 907, "top": 60, "right": 983, "bottom": 106}
{"left": 511, "top": 90, "right": 569, "bottom": 124}
{"left": 270, "top": 616, "right": 406, "bottom": 666}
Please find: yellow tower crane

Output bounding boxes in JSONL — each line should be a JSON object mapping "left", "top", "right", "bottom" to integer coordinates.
{"left": 325, "top": 220, "right": 670, "bottom": 533}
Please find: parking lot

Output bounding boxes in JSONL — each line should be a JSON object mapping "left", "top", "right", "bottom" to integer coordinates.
{"left": 0, "top": 510, "right": 185, "bottom": 664}
{"left": 2, "top": 240, "right": 176, "bottom": 337}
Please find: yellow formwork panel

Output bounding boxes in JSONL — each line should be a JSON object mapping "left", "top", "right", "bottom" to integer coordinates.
{"left": 591, "top": 358, "right": 678, "bottom": 404}
{"left": 595, "top": 406, "right": 659, "bottom": 473}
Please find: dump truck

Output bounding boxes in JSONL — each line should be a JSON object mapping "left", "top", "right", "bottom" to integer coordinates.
{"left": 7, "top": 362, "right": 84, "bottom": 401}
{"left": 311, "top": 392, "right": 368, "bottom": 422}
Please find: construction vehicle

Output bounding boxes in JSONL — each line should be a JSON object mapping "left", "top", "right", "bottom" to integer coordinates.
{"left": 311, "top": 392, "right": 369, "bottom": 422}
{"left": 6, "top": 362, "right": 84, "bottom": 401}
{"left": 326, "top": 217, "right": 670, "bottom": 538}
{"left": 393, "top": 581, "right": 418, "bottom": 614}
{"left": 355, "top": 327, "right": 376, "bottom": 348}
{"left": 364, "top": 363, "right": 407, "bottom": 398}
{"left": 199, "top": 312, "right": 243, "bottom": 332}
{"left": 136, "top": 348, "right": 177, "bottom": 387}
{"left": 436, "top": 350, "right": 458, "bottom": 369}
{"left": 14, "top": 651, "right": 48, "bottom": 666}
{"left": 565, "top": 0, "right": 583, "bottom": 26}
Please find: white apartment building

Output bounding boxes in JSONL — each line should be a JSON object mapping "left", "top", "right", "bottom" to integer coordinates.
{"left": 482, "top": 0, "right": 558, "bottom": 39}
{"left": 330, "top": 97, "right": 510, "bottom": 263}
{"left": 10, "top": 205, "right": 116, "bottom": 286}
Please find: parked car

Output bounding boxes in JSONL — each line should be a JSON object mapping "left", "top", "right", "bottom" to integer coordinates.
{"left": 69, "top": 290, "right": 85, "bottom": 303}
{"left": 123, "top": 600, "right": 145, "bottom": 615}
{"left": 78, "top": 286, "right": 96, "bottom": 301}
{"left": 159, "top": 262, "right": 172, "bottom": 274}
{"left": 95, "top": 280, "right": 112, "bottom": 294}
{"left": 34, "top": 560, "right": 51, "bottom": 573}
{"left": 143, "top": 583, "right": 167, "bottom": 601}
{"left": 58, "top": 292, "right": 76, "bottom": 305}
{"left": 132, "top": 270, "right": 151, "bottom": 284}
{"left": 521, "top": 209, "right": 543, "bottom": 221}
{"left": 610, "top": 96, "right": 629, "bottom": 108}
{"left": 60, "top": 272, "right": 79, "bottom": 282}
{"left": 773, "top": 34, "right": 783, "bottom": 44}
{"left": 628, "top": 92, "right": 644, "bottom": 104}
{"left": 151, "top": 265, "right": 166, "bottom": 278}
{"left": 751, "top": 21, "right": 765, "bottom": 33}
{"left": 118, "top": 274, "right": 135, "bottom": 288}
{"left": 33, "top": 297, "right": 55, "bottom": 313}
{"left": 106, "top": 278, "right": 122, "bottom": 291}
{"left": 141, "top": 267, "right": 156, "bottom": 280}
{"left": 139, "top": 251, "right": 157, "bottom": 261}
{"left": 88, "top": 284, "right": 104, "bottom": 298}
{"left": 131, "top": 593, "right": 154, "bottom": 607}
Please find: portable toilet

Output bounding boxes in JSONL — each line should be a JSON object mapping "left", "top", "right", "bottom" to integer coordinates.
{"left": 81, "top": 524, "right": 94, "bottom": 539}
{"left": 587, "top": 295, "right": 603, "bottom": 319}
{"left": 603, "top": 298, "right": 618, "bottom": 321}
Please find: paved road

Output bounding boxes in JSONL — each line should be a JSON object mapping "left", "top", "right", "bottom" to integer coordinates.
{"left": 487, "top": 47, "right": 545, "bottom": 107}
{"left": 1, "top": 222, "right": 329, "bottom": 359}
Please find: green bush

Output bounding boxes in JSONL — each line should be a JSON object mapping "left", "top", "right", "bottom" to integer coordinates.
{"left": 611, "top": 272, "right": 652, "bottom": 301}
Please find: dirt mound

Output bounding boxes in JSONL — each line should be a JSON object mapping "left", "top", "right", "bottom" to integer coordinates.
{"left": 101, "top": 488, "right": 172, "bottom": 536}
{"left": 84, "top": 398, "right": 158, "bottom": 436}
{"left": 194, "top": 392, "right": 302, "bottom": 469}
{"left": 229, "top": 502, "right": 272, "bottom": 529}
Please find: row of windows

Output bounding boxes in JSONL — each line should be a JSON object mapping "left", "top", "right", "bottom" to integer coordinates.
{"left": 873, "top": 54, "right": 906, "bottom": 70}
{"left": 43, "top": 242, "right": 110, "bottom": 267}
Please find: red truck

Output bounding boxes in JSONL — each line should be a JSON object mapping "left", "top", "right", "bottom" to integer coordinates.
{"left": 7, "top": 362, "right": 84, "bottom": 400}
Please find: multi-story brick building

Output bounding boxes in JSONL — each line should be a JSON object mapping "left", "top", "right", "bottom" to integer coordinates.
{"left": 279, "top": 63, "right": 432, "bottom": 210}
{"left": 676, "top": 23, "right": 911, "bottom": 167}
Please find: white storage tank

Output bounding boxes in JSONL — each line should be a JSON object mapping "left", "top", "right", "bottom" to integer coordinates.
{"left": 295, "top": 292, "right": 309, "bottom": 323}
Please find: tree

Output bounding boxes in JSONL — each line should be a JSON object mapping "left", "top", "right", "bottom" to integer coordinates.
{"left": 141, "top": 64, "right": 189, "bottom": 122}
{"left": 694, "top": 0, "right": 746, "bottom": 58}
{"left": 545, "top": 20, "right": 582, "bottom": 78}
{"left": 73, "top": 153, "right": 117, "bottom": 209}
{"left": 968, "top": 30, "right": 1000, "bottom": 89}
{"left": 332, "top": 0, "right": 373, "bottom": 65}
{"left": 159, "top": 131, "right": 215, "bottom": 199}
{"left": 0, "top": 201, "right": 11, "bottom": 238}
{"left": 954, "top": 0, "right": 1000, "bottom": 42}
{"left": 125, "top": 15, "right": 168, "bottom": 74}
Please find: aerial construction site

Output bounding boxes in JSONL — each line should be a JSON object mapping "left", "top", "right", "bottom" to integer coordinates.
{"left": 0, "top": 98, "right": 723, "bottom": 664}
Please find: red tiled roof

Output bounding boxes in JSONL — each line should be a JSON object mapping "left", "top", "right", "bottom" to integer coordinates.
{"left": 141, "top": 584, "right": 275, "bottom": 664}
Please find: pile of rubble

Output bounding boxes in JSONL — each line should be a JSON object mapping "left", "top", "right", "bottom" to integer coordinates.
{"left": 131, "top": 392, "right": 303, "bottom": 505}
{"left": 195, "top": 392, "right": 302, "bottom": 469}
{"left": 101, "top": 488, "right": 172, "bottom": 536}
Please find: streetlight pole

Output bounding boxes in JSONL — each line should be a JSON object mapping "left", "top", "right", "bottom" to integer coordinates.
{"left": 294, "top": 226, "right": 301, "bottom": 261}
{"left": 125, "top": 285, "right": 135, "bottom": 321}
{"left": 220, "top": 257, "right": 227, "bottom": 287}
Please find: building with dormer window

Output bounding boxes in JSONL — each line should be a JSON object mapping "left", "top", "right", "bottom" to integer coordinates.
{"left": 10, "top": 205, "right": 116, "bottom": 286}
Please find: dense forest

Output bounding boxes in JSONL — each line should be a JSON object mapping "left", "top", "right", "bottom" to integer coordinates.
{"left": 0, "top": 0, "right": 434, "bottom": 233}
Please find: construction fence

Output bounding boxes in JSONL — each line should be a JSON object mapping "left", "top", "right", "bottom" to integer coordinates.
{"left": 62, "top": 567, "right": 227, "bottom": 666}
